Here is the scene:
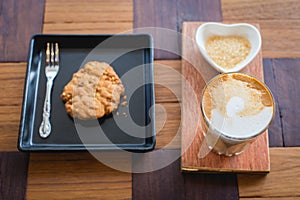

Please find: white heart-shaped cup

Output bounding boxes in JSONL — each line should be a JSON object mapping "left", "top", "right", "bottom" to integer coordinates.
{"left": 195, "top": 22, "right": 262, "bottom": 73}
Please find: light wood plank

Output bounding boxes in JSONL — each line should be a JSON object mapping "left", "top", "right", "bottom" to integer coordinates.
{"left": 259, "top": 19, "right": 300, "bottom": 58}
{"left": 43, "top": 0, "right": 133, "bottom": 34}
{"left": 222, "top": 19, "right": 300, "bottom": 58}
{"left": 222, "top": 0, "right": 300, "bottom": 58}
{"left": 238, "top": 147, "right": 300, "bottom": 198}
{"left": 26, "top": 153, "right": 131, "bottom": 200}
{"left": 44, "top": 0, "right": 133, "bottom": 23}
{"left": 155, "top": 103, "right": 181, "bottom": 149}
{"left": 222, "top": 0, "right": 299, "bottom": 19}
{"left": 43, "top": 22, "right": 133, "bottom": 34}
{"left": 154, "top": 60, "right": 181, "bottom": 103}
{"left": 153, "top": 60, "right": 182, "bottom": 149}
{"left": 0, "top": 63, "right": 26, "bottom": 151}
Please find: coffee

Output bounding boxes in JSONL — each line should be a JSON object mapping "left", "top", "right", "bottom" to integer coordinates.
{"left": 201, "top": 73, "right": 274, "bottom": 156}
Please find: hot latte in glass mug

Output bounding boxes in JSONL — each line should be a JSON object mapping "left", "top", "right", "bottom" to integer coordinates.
{"left": 200, "top": 73, "right": 275, "bottom": 156}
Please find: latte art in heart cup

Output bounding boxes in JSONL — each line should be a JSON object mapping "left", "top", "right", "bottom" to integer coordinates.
{"left": 200, "top": 73, "right": 275, "bottom": 156}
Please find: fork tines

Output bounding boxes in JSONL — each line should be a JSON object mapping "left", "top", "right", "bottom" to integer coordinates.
{"left": 46, "top": 42, "right": 59, "bottom": 66}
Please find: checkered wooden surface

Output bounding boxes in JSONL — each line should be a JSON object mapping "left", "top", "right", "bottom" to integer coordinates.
{"left": 0, "top": 0, "right": 299, "bottom": 199}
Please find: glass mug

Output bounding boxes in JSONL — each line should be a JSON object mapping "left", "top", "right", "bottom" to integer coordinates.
{"left": 200, "top": 73, "right": 275, "bottom": 156}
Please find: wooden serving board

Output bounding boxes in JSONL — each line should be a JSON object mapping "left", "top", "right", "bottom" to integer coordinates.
{"left": 181, "top": 22, "right": 270, "bottom": 173}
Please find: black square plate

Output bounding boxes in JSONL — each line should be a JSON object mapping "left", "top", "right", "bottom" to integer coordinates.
{"left": 18, "top": 34, "right": 155, "bottom": 151}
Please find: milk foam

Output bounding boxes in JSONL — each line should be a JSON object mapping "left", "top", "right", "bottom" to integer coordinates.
{"left": 226, "top": 96, "right": 245, "bottom": 117}
{"left": 210, "top": 96, "right": 273, "bottom": 138}
{"left": 203, "top": 73, "right": 274, "bottom": 139}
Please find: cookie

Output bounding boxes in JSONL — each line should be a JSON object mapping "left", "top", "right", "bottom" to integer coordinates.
{"left": 61, "top": 61, "right": 124, "bottom": 119}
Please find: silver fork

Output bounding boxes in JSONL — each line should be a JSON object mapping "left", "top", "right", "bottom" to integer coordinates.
{"left": 39, "top": 42, "right": 60, "bottom": 138}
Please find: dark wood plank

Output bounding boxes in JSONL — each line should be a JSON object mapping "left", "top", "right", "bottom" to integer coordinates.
{"left": 184, "top": 173, "right": 238, "bottom": 200}
{"left": 272, "top": 58, "right": 300, "bottom": 146}
{"left": 132, "top": 150, "right": 185, "bottom": 200}
{"left": 134, "top": 0, "right": 179, "bottom": 59}
{"left": 0, "top": 0, "right": 45, "bottom": 62}
{"left": 132, "top": 149, "right": 238, "bottom": 200}
{"left": 0, "top": 152, "right": 29, "bottom": 200}
{"left": 263, "top": 59, "right": 284, "bottom": 147}
{"left": 133, "top": 0, "right": 222, "bottom": 60}
{"left": 177, "top": 0, "right": 222, "bottom": 32}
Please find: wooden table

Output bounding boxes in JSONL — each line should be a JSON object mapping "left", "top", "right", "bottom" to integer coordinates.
{"left": 0, "top": 0, "right": 299, "bottom": 199}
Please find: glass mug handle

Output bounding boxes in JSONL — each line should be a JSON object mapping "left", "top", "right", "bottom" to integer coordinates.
{"left": 198, "top": 124, "right": 220, "bottom": 158}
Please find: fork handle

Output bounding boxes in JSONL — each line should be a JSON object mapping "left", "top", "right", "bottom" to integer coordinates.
{"left": 39, "top": 79, "right": 54, "bottom": 138}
